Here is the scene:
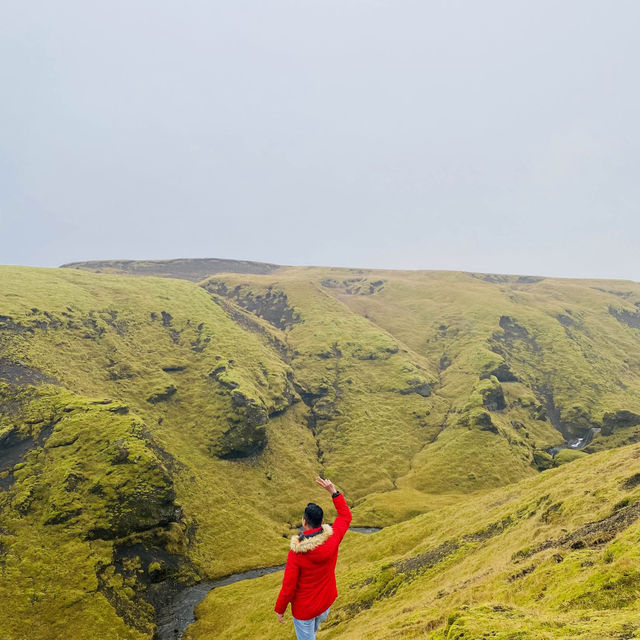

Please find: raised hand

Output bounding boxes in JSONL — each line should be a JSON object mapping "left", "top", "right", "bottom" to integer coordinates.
{"left": 316, "top": 476, "right": 336, "bottom": 495}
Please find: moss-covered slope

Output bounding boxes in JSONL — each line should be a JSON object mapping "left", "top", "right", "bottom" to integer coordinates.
{"left": 185, "top": 441, "right": 640, "bottom": 639}
{"left": 2, "top": 263, "right": 640, "bottom": 638}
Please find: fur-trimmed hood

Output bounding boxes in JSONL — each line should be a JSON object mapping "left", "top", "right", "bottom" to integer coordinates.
{"left": 290, "top": 524, "right": 333, "bottom": 553}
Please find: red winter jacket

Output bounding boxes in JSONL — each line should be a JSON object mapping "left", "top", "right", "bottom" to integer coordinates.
{"left": 275, "top": 493, "right": 352, "bottom": 620}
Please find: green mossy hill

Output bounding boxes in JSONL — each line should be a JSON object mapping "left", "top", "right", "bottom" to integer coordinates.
{"left": 3, "top": 263, "right": 640, "bottom": 638}
{"left": 184, "top": 441, "right": 640, "bottom": 639}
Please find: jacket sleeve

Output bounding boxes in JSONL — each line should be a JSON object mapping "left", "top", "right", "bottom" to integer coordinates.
{"left": 274, "top": 550, "right": 299, "bottom": 614}
{"left": 331, "top": 493, "right": 352, "bottom": 544}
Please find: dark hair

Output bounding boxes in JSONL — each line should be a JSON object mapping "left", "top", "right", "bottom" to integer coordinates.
{"left": 304, "top": 502, "right": 323, "bottom": 528}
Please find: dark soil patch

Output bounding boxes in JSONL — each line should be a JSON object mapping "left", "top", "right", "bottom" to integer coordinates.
{"left": 0, "top": 358, "right": 58, "bottom": 386}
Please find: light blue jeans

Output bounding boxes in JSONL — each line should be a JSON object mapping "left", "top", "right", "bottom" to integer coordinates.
{"left": 292, "top": 607, "right": 331, "bottom": 640}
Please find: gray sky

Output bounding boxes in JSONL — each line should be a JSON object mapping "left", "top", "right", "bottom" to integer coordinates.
{"left": 1, "top": 1, "right": 639, "bottom": 279}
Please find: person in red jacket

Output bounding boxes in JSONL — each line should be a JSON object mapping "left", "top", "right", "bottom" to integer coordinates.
{"left": 275, "top": 476, "right": 352, "bottom": 639}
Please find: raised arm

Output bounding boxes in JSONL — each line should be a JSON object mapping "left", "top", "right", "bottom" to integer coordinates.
{"left": 316, "top": 476, "right": 352, "bottom": 543}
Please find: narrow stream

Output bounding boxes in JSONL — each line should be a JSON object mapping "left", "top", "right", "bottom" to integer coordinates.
{"left": 548, "top": 427, "right": 600, "bottom": 457}
{"left": 154, "top": 565, "right": 285, "bottom": 640}
{"left": 155, "top": 526, "right": 381, "bottom": 640}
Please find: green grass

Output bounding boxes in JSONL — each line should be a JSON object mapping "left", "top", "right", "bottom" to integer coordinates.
{"left": 185, "top": 441, "right": 640, "bottom": 640}
{"left": 3, "top": 263, "right": 640, "bottom": 638}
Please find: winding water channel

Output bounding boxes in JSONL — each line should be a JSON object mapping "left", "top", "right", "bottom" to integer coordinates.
{"left": 548, "top": 426, "right": 601, "bottom": 457}
{"left": 155, "top": 527, "right": 381, "bottom": 640}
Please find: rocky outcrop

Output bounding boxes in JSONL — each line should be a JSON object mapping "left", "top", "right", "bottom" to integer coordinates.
{"left": 480, "top": 362, "right": 518, "bottom": 383}
{"left": 400, "top": 378, "right": 433, "bottom": 397}
{"left": 146, "top": 385, "right": 177, "bottom": 404}
{"left": 203, "top": 281, "right": 302, "bottom": 330}
{"left": 601, "top": 410, "right": 640, "bottom": 436}
{"left": 478, "top": 377, "right": 506, "bottom": 411}
{"left": 210, "top": 392, "right": 269, "bottom": 460}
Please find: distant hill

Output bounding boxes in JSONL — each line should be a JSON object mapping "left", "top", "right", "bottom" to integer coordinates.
{"left": 60, "top": 257, "right": 282, "bottom": 281}
{"left": 2, "top": 261, "right": 640, "bottom": 639}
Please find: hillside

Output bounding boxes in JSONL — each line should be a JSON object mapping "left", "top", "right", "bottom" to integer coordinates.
{"left": 2, "top": 261, "right": 640, "bottom": 638}
{"left": 186, "top": 440, "right": 640, "bottom": 639}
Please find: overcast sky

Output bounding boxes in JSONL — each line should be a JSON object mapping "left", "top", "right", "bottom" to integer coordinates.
{"left": 1, "top": 1, "right": 639, "bottom": 279}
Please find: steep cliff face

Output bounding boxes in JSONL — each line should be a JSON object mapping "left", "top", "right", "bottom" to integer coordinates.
{"left": 3, "top": 263, "right": 640, "bottom": 638}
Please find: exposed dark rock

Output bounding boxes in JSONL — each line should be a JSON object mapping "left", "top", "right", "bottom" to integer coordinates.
{"left": 532, "top": 451, "right": 554, "bottom": 471}
{"left": 508, "top": 563, "right": 537, "bottom": 582}
{"left": 107, "top": 404, "right": 130, "bottom": 415}
{"left": 592, "top": 287, "right": 634, "bottom": 298}
{"left": 400, "top": 378, "right": 432, "bottom": 397}
{"left": 515, "top": 500, "right": 640, "bottom": 559}
{"left": 475, "top": 411, "right": 499, "bottom": 433}
{"left": 320, "top": 277, "right": 385, "bottom": 295}
{"left": 147, "top": 386, "right": 177, "bottom": 404}
{"left": 556, "top": 314, "right": 575, "bottom": 328}
{"left": 189, "top": 321, "right": 210, "bottom": 353}
{"left": 161, "top": 311, "right": 173, "bottom": 327}
{"left": 0, "top": 315, "right": 32, "bottom": 335}
{"left": 204, "top": 281, "right": 302, "bottom": 330}
{"left": 95, "top": 535, "right": 189, "bottom": 636}
{"left": 0, "top": 423, "right": 55, "bottom": 490}
{"left": 479, "top": 379, "right": 506, "bottom": 411}
{"left": 208, "top": 366, "right": 238, "bottom": 389}
{"left": 480, "top": 362, "right": 518, "bottom": 383}
{"left": 601, "top": 410, "right": 640, "bottom": 436}
{"left": 439, "top": 355, "right": 451, "bottom": 370}
{"left": 154, "top": 564, "right": 285, "bottom": 640}
{"left": 0, "top": 358, "right": 58, "bottom": 386}
{"left": 162, "top": 365, "right": 186, "bottom": 373}
{"left": 620, "top": 473, "right": 640, "bottom": 491}
{"left": 536, "top": 386, "right": 595, "bottom": 443}
{"left": 490, "top": 316, "right": 542, "bottom": 365}
{"left": 609, "top": 306, "right": 640, "bottom": 330}
{"left": 210, "top": 296, "right": 292, "bottom": 361}
{"left": 394, "top": 539, "right": 460, "bottom": 575}
{"left": 87, "top": 482, "right": 180, "bottom": 540}
{"left": 213, "top": 425, "right": 267, "bottom": 460}
{"left": 210, "top": 392, "right": 269, "bottom": 460}
{"left": 155, "top": 311, "right": 182, "bottom": 344}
